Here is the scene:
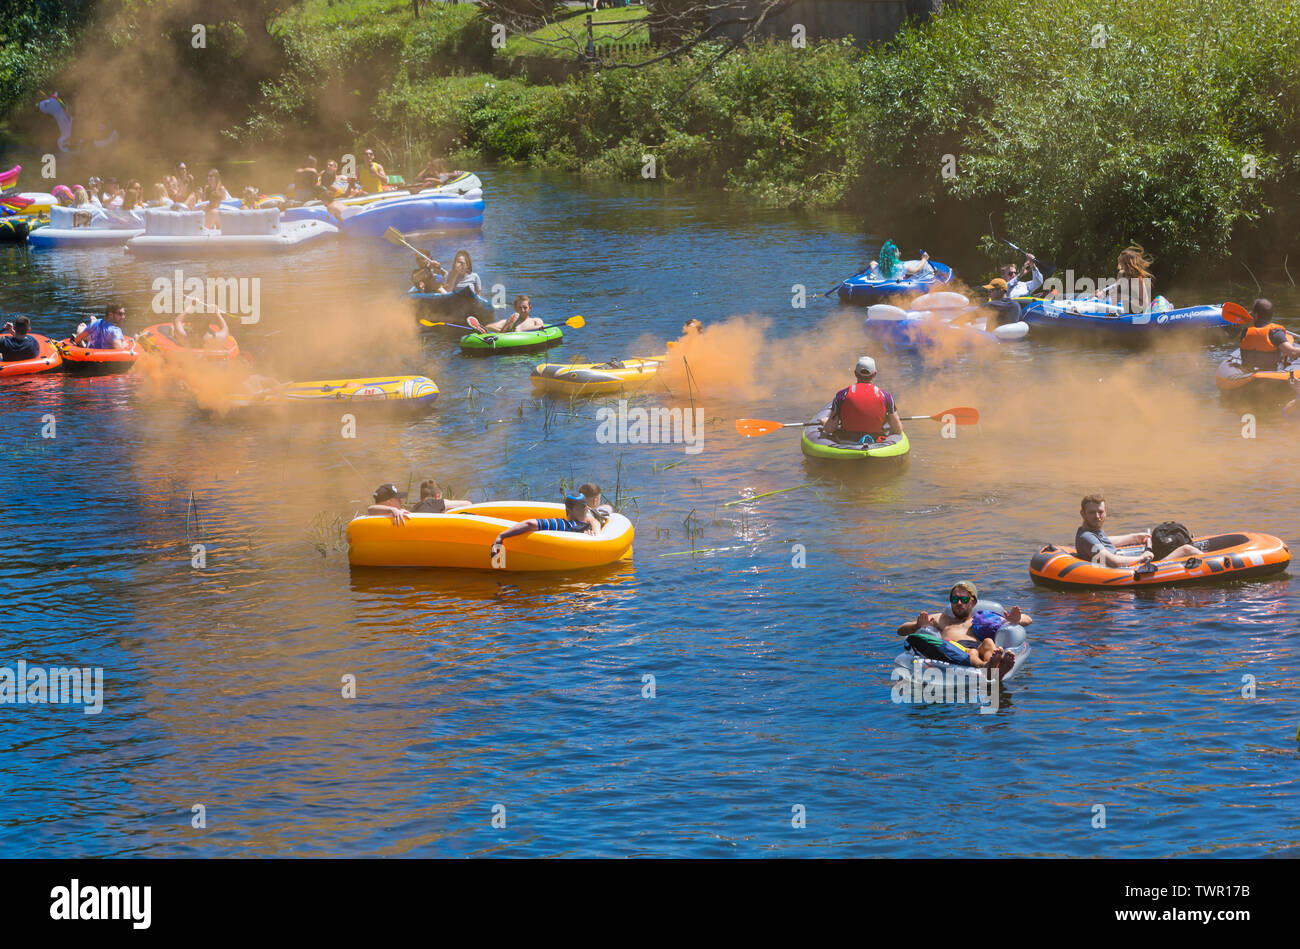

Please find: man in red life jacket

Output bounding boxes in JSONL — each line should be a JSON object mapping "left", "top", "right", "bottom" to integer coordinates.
{"left": 819, "top": 356, "right": 905, "bottom": 444}
{"left": 1238, "top": 298, "right": 1300, "bottom": 372}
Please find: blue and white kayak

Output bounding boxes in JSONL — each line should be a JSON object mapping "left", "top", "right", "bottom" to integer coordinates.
{"left": 1017, "top": 297, "right": 1233, "bottom": 337}
{"left": 834, "top": 261, "right": 955, "bottom": 304}
{"left": 863, "top": 292, "right": 1028, "bottom": 346}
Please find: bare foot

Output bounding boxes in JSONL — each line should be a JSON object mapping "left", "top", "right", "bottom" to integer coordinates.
{"left": 996, "top": 649, "right": 1016, "bottom": 678}
{"left": 467, "top": 317, "right": 486, "bottom": 333}
{"left": 1006, "top": 605, "right": 1022, "bottom": 625}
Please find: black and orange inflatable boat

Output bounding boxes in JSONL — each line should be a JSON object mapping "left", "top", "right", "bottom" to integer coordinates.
{"left": 136, "top": 323, "right": 240, "bottom": 363}
{"left": 55, "top": 337, "right": 140, "bottom": 375}
{"left": 0, "top": 333, "right": 62, "bottom": 378}
{"left": 1029, "top": 532, "right": 1290, "bottom": 588}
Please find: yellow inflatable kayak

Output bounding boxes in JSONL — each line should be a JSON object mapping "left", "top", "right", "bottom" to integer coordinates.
{"left": 530, "top": 355, "right": 668, "bottom": 396}
{"left": 347, "top": 501, "right": 634, "bottom": 571}
{"left": 232, "top": 375, "right": 438, "bottom": 410}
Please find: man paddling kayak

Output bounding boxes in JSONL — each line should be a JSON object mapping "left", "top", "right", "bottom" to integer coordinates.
{"left": 1235, "top": 299, "right": 1300, "bottom": 372}
{"left": 895, "top": 581, "right": 1027, "bottom": 677}
{"left": 819, "top": 356, "right": 905, "bottom": 445}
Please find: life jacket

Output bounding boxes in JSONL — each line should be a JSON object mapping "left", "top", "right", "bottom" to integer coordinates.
{"left": 1241, "top": 323, "right": 1292, "bottom": 370}
{"left": 839, "top": 383, "right": 888, "bottom": 434}
{"left": 1242, "top": 323, "right": 1291, "bottom": 351}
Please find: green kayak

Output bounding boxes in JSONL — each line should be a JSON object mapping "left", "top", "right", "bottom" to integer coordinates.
{"left": 459, "top": 325, "right": 563, "bottom": 355}
{"left": 800, "top": 401, "right": 911, "bottom": 462}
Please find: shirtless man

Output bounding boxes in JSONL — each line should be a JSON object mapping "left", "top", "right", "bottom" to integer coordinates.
{"left": 895, "top": 581, "right": 1030, "bottom": 677}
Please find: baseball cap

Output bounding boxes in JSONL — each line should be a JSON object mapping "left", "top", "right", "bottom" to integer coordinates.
{"left": 950, "top": 580, "right": 979, "bottom": 599}
{"left": 855, "top": 356, "right": 877, "bottom": 375}
{"left": 373, "top": 483, "right": 406, "bottom": 503}
{"left": 983, "top": 278, "right": 1008, "bottom": 291}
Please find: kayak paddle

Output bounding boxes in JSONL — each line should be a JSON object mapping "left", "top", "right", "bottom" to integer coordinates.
{"left": 1221, "top": 302, "right": 1254, "bottom": 325}
{"left": 419, "top": 315, "right": 586, "bottom": 331}
{"left": 384, "top": 226, "right": 438, "bottom": 267}
{"left": 998, "top": 238, "right": 1056, "bottom": 279}
{"left": 736, "top": 406, "right": 978, "bottom": 437}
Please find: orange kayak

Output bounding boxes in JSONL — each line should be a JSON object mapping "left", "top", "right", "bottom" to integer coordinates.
{"left": 56, "top": 337, "right": 140, "bottom": 375}
{"left": 0, "top": 333, "right": 62, "bottom": 377}
{"left": 137, "top": 323, "right": 240, "bottom": 362}
{"left": 1029, "top": 532, "right": 1290, "bottom": 588}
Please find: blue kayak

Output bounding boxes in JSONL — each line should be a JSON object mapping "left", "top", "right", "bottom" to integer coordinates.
{"left": 407, "top": 285, "right": 499, "bottom": 324}
{"left": 1018, "top": 297, "right": 1233, "bottom": 337}
{"left": 833, "top": 261, "right": 954, "bottom": 304}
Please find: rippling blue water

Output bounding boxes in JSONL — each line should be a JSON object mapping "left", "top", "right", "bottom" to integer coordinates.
{"left": 1, "top": 168, "right": 1297, "bottom": 857}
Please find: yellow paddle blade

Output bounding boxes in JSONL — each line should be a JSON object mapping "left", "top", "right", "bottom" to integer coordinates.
{"left": 383, "top": 226, "right": 408, "bottom": 245}
{"left": 566, "top": 315, "right": 586, "bottom": 328}
{"left": 735, "top": 418, "right": 791, "bottom": 437}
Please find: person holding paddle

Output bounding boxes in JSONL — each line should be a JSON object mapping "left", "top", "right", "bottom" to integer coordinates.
{"left": 818, "top": 356, "right": 904, "bottom": 445}
{"left": 469, "top": 294, "right": 543, "bottom": 334}
{"left": 1235, "top": 298, "right": 1300, "bottom": 372}
{"left": 1001, "top": 255, "right": 1043, "bottom": 298}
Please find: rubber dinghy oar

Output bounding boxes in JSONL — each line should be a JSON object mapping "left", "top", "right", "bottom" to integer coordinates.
{"left": 420, "top": 315, "right": 587, "bottom": 331}
{"left": 735, "top": 406, "right": 978, "bottom": 437}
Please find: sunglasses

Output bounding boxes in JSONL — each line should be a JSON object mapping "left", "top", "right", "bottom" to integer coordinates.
{"left": 949, "top": 593, "right": 974, "bottom": 605}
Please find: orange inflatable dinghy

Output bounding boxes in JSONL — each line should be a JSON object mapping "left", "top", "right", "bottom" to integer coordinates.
{"left": 1029, "top": 532, "right": 1290, "bottom": 588}
{"left": 56, "top": 337, "right": 140, "bottom": 375}
{"left": 137, "top": 322, "right": 240, "bottom": 362}
{"left": 0, "top": 333, "right": 62, "bottom": 377}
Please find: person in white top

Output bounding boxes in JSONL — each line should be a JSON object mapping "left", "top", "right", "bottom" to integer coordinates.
{"left": 1002, "top": 256, "right": 1043, "bottom": 297}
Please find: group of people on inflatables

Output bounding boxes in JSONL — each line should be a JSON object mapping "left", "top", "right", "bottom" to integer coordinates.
{"left": 366, "top": 480, "right": 616, "bottom": 556}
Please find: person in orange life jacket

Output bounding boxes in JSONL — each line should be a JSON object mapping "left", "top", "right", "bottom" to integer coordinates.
{"left": 819, "top": 356, "right": 904, "bottom": 445}
{"left": 1237, "top": 298, "right": 1300, "bottom": 372}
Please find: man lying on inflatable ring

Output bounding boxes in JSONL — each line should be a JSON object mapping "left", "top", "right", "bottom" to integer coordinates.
{"left": 896, "top": 581, "right": 1028, "bottom": 678}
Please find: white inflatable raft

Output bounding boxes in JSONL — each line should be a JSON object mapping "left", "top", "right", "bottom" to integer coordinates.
{"left": 26, "top": 205, "right": 146, "bottom": 248}
{"left": 125, "top": 207, "right": 338, "bottom": 257}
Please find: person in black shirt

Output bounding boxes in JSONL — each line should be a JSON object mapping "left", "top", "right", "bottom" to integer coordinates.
{"left": 1, "top": 316, "right": 40, "bottom": 361}
{"left": 978, "top": 278, "right": 1023, "bottom": 329}
{"left": 412, "top": 480, "right": 470, "bottom": 513}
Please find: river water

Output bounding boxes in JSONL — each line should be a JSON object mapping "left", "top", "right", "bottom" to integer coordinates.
{"left": 1, "top": 168, "right": 1297, "bottom": 857}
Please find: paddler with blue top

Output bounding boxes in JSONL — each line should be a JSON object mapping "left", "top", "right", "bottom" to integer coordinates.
{"left": 819, "top": 356, "right": 905, "bottom": 446}
{"left": 896, "top": 582, "right": 1030, "bottom": 678}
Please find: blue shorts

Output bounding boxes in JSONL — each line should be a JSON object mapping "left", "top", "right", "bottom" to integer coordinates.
{"left": 906, "top": 632, "right": 975, "bottom": 666}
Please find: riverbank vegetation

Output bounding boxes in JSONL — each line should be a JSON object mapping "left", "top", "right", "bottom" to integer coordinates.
{"left": 4, "top": 0, "right": 1300, "bottom": 273}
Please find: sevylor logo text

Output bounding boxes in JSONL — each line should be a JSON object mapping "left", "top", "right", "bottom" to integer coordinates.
{"left": 595, "top": 400, "right": 705, "bottom": 454}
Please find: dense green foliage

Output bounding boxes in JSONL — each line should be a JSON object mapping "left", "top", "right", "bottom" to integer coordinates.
{"left": 5, "top": 0, "right": 1300, "bottom": 270}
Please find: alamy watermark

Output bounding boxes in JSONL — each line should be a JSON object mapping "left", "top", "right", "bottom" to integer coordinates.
{"left": 891, "top": 659, "right": 1001, "bottom": 713}
{"left": 595, "top": 400, "right": 705, "bottom": 455}
{"left": 151, "top": 269, "right": 260, "bottom": 324}
{"left": 0, "top": 660, "right": 104, "bottom": 714}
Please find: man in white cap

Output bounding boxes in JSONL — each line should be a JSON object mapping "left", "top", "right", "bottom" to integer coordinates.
{"left": 819, "top": 356, "right": 905, "bottom": 445}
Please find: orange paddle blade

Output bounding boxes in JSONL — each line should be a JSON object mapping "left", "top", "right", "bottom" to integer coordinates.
{"left": 735, "top": 418, "right": 794, "bottom": 437}
{"left": 1221, "top": 302, "right": 1252, "bottom": 325}
{"left": 902, "top": 406, "right": 979, "bottom": 424}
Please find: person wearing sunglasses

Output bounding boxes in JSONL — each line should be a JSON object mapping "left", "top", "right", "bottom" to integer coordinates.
{"left": 357, "top": 148, "right": 388, "bottom": 193}
{"left": 895, "top": 581, "right": 1031, "bottom": 676}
